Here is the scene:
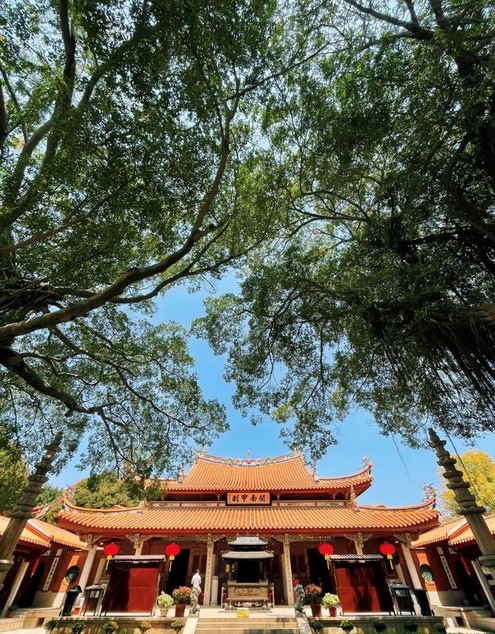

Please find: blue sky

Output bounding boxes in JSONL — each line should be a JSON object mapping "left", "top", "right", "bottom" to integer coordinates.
{"left": 49, "top": 282, "right": 495, "bottom": 511}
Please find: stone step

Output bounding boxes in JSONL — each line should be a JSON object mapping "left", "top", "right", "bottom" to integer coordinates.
{"left": 195, "top": 624, "right": 299, "bottom": 628}
{"left": 195, "top": 629, "right": 299, "bottom": 634}
{"left": 195, "top": 627, "right": 299, "bottom": 634}
{"left": 195, "top": 615, "right": 300, "bottom": 633}
{"left": 195, "top": 619, "right": 296, "bottom": 624}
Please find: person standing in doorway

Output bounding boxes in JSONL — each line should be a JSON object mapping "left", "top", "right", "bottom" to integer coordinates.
{"left": 192, "top": 569, "right": 201, "bottom": 590}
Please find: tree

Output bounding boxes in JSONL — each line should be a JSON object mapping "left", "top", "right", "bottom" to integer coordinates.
{"left": 196, "top": 0, "right": 495, "bottom": 458}
{"left": 69, "top": 472, "right": 144, "bottom": 509}
{"left": 0, "top": 0, "right": 326, "bottom": 475}
{"left": 440, "top": 450, "right": 495, "bottom": 518}
{"left": 36, "top": 484, "right": 64, "bottom": 507}
{"left": 33, "top": 485, "right": 64, "bottom": 525}
{"left": 0, "top": 433, "right": 28, "bottom": 514}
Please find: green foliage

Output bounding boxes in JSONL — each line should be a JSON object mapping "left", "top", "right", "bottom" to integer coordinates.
{"left": 156, "top": 592, "right": 174, "bottom": 610}
{"left": 70, "top": 622, "right": 85, "bottom": 634}
{"left": 37, "top": 485, "right": 64, "bottom": 506}
{"left": 322, "top": 593, "right": 340, "bottom": 607}
{"left": 102, "top": 621, "right": 118, "bottom": 634}
{"left": 0, "top": 436, "right": 28, "bottom": 514}
{"left": 170, "top": 620, "right": 185, "bottom": 632}
{"left": 372, "top": 621, "right": 387, "bottom": 632}
{"left": 70, "top": 473, "right": 143, "bottom": 508}
{"left": 44, "top": 619, "right": 60, "bottom": 633}
{"left": 197, "top": 0, "right": 495, "bottom": 457}
{"left": 340, "top": 620, "right": 354, "bottom": 633}
{"left": 440, "top": 450, "right": 495, "bottom": 517}
{"left": 0, "top": 0, "right": 319, "bottom": 479}
{"left": 34, "top": 484, "right": 65, "bottom": 525}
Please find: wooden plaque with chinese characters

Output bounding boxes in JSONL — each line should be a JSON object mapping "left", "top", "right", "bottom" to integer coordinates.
{"left": 226, "top": 492, "right": 271, "bottom": 505}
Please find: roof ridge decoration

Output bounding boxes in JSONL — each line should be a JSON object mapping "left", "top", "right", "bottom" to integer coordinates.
{"left": 317, "top": 462, "right": 373, "bottom": 482}
{"left": 194, "top": 450, "right": 302, "bottom": 467}
{"left": 61, "top": 497, "right": 143, "bottom": 514}
{"left": 360, "top": 496, "right": 437, "bottom": 512}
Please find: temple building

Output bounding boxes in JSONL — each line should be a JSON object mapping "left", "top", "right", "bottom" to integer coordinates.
{"left": 57, "top": 451, "right": 439, "bottom": 614}
{"left": 411, "top": 513, "right": 495, "bottom": 630}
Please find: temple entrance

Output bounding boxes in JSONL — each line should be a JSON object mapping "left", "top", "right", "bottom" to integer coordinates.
{"left": 455, "top": 561, "right": 482, "bottom": 605}
{"left": 308, "top": 548, "right": 334, "bottom": 593}
{"left": 166, "top": 548, "right": 190, "bottom": 594}
{"left": 18, "top": 562, "right": 45, "bottom": 607}
{"left": 334, "top": 559, "right": 394, "bottom": 613}
{"left": 101, "top": 555, "right": 166, "bottom": 613}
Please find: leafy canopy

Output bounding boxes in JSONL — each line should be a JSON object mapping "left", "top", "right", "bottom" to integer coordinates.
{"left": 197, "top": 0, "right": 495, "bottom": 459}
{"left": 440, "top": 450, "right": 495, "bottom": 518}
{"left": 0, "top": 0, "right": 326, "bottom": 475}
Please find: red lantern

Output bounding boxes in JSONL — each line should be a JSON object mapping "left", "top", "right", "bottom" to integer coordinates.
{"left": 103, "top": 542, "right": 120, "bottom": 560}
{"left": 318, "top": 543, "right": 334, "bottom": 560}
{"left": 165, "top": 543, "right": 181, "bottom": 561}
{"left": 379, "top": 542, "right": 396, "bottom": 559}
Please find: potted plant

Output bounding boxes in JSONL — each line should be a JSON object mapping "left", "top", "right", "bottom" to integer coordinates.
{"left": 71, "top": 621, "right": 86, "bottom": 634}
{"left": 403, "top": 620, "right": 418, "bottom": 632}
{"left": 372, "top": 620, "right": 387, "bottom": 632}
{"left": 156, "top": 592, "right": 174, "bottom": 616}
{"left": 304, "top": 584, "right": 323, "bottom": 617}
{"left": 103, "top": 621, "right": 119, "bottom": 634}
{"left": 171, "top": 619, "right": 185, "bottom": 632}
{"left": 311, "top": 621, "right": 325, "bottom": 632}
{"left": 44, "top": 619, "right": 60, "bottom": 633}
{"left": 172, "top": 586, "right": 191, "bottom": 617}
{"left": 322, "top": 592, "right": 340, "bottom": 616}
{"left": 340, "top": 619, "right": 355, "bottom": 633}
{"left": 136, "top": 621, "right": 152, "bottom": 634}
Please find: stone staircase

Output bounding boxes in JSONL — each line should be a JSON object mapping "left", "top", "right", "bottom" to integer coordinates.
{"left": 193, "top": 612, "right": 301, "bottom": 634}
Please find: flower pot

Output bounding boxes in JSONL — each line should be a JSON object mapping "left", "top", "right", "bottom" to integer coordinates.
{"left": 175, "top": 604, "right": 186, "bottom": 617}
{"left": 310, "top": 604, "right": 321, "bottom": 617}
{"left": 329, "top": 606, "right": 337, "bottom": 616}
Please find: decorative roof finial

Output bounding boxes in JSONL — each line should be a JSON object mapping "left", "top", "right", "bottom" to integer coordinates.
{"left": 178, "top": 465, "right": 185, "bottom": 483}
{"left": 362, "top": 456, "right": 372, "bottom": 473}
{"left": 312, "top": 464, "right": 319, "bottom": 483}
{"left": 422, "top": 483, "right": 437, "bottom": 507}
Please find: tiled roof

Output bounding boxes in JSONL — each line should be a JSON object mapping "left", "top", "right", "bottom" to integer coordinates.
{"left": 450, "top": 514, "right": 495, "bottom": 547}
{"left": 411, "top": 516, "right": 465, "bottom": 547}
{"left": 0, "top": 515, "right": 50, "bottom": 548}
{"left": 412, "top": 514, "right": 495, "bottom": 548}
{"left": 29, "top": 519, "right": 88, "bottom": 549}
{"left": 165, "top": 452, "right": 373, "bottom": 493}
{"left": 58, "top": 504, "right": 438, "bottom": 536}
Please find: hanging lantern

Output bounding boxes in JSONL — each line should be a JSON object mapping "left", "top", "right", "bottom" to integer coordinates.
{"left": 103, "top": 542, "right": 120, "bottom": 561}
{"left": 318, "top": 542, "right": 335, "bottom": 560}
{"left": 379, "top": 542, "right": 396, "bottom": 559}
{"left": 165, "top": 542, "right": 181, "bottom": 561}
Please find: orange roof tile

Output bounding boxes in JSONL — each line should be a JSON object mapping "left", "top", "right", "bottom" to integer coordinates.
{"left": 29, "top": 519, "right": 88, "bottom": 549}
{"left": 411, "top": 516, "right": 466, "bottom": 547}
{"left": 165, "top": 452, "right": 373, "bottom": 494}
{"left": 412, "top": 514, "right": 495, "bottom": 549}
{"left": 0, "top": 515, "right": 50, "bottom": 548}
{"left": 449, "top": 514, "right": 495, "bottom": 547}
{"left": 58, "top": 504, "right": 438, "bottom": 536}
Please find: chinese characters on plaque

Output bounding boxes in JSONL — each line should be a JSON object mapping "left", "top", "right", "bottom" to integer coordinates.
{"left": 226, "top": 492, "right": 271, "bottom": 505}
